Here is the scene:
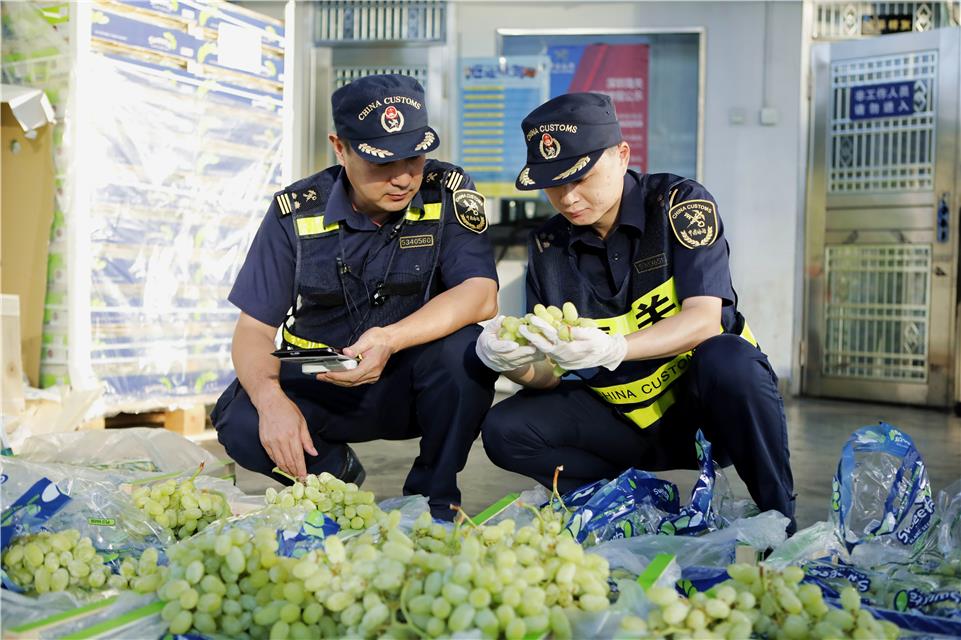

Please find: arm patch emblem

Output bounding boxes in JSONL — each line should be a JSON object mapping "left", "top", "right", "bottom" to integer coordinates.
{"left": 452, "top": 189, "right": 488, "bottom": 233}
{"left": 668, "top": 199, "right": 717, "bottom": 249}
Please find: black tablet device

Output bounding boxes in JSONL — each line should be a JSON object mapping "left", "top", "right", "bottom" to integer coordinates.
{"left": 271, "top": 347, "right": 359, "bottom": 373}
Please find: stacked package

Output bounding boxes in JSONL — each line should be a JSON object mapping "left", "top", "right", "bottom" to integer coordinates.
{"left": 1, "top": 0, "right": 285, "bottom": 413}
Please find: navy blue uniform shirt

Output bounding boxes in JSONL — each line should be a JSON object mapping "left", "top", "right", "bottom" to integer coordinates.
{"left": 527, "top": 172, "right": 737, "bottom": 328}
{"left": 230, "top": 169, "right": 498, "bottom": 327}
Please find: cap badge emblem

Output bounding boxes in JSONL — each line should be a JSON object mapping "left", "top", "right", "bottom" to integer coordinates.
{"left": 539, "top": 133, "right": 560, "bottom": 160}
{"left": 381, "top": 105, "right": 404, "bottom": 133}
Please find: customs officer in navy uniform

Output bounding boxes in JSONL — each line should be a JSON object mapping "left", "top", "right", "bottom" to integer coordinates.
{"left": 476, "top": 93, "right": 796, "bottom": 531}
{"left": 212, "top": 75, "right": 499, "bottom": 519}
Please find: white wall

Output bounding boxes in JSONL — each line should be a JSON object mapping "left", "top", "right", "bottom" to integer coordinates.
{"left": 454, "top": 0, "right": 804, "bottom": 380}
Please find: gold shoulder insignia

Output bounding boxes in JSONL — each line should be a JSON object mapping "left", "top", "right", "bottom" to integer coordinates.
{"left": 668, "top": 199, "right": 718, "bottom": 249}
{"left": 452, "top": 189, "right": 487, "bottom": 234}
{"left": 275, "top": 192, "right": 294, "bottom": 216}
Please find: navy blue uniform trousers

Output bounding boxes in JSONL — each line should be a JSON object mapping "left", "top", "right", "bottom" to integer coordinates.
{"left": 481, "top": 334, "right": 796, "bottom": 531}
{"left": 212, "top": 325, "right": 497, "bottom": 519}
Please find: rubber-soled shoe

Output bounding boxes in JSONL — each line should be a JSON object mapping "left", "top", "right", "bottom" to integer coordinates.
{"left": 340, "top": 445, "right": 366, "bottom": 487}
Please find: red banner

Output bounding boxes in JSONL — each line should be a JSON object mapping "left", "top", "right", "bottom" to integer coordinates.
{"left": 568, "top": 43, "right": 649, "bottom": 172}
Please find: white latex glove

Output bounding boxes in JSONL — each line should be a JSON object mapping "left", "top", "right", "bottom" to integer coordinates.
{"left": 475, "top": 316, "right": 545, "bottom": 372}
{"left": 521, "top": 316, "right": 627, "bottom": 372}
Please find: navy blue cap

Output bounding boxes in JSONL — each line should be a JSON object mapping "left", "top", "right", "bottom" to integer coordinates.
{"left": 515, "top": 92, "right": 623, "bottom": 190}
{"left": 331, "top": 74, "right": 440, "bottom": 164}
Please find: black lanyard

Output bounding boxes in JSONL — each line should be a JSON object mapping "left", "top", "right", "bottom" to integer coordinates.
{"left": 336, "top": 214, "right": 409, "bottom": 341}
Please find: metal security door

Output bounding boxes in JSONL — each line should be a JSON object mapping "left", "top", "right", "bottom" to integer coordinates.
{"left": 804, "top": 27, "right": 960, "bottom": 406}
{"left": 306, "top": 1, "right": 450, "bottom": 173}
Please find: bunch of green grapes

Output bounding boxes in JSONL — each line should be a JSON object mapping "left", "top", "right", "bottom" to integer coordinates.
{"left": 498, "top": 302, "right": 598, "bottom": 345}
{"left": 400, "top": 505, "right": 609, "bottom": 639}
{"left": 1, "top": 529, "right": 111, "bottom": 594}
{"left": 106, "top": 546, "right": 167, "bottom": 594}
{"left": 158, "top": 525, "right": 287, "bottom": 637}
{"left": 265, "top": 471, "right": 383, "bottom": 531}
{"left": 132, "top": 466, "right": 230, "bottom": 539}
{"left": 1, "top": 530, "right": 162, "bottom": 595}
{"left": 499, "top": 303, "right": 599, "bottom": 376}
{"left": 156, "top": 512, "right": 416, "bottom": 638}
{"left": 618, "top": 563, "right": 900, "bottom": 639}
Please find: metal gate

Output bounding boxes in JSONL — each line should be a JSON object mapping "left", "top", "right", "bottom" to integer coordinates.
{"left": 306, "top": 1, "right": 450, "bottom": 172}
{"left": 803, "top": 27, "right": 960, "bottom": 406}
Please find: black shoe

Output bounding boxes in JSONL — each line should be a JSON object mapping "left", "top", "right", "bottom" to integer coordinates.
{"left": 340, "top": 445, "right": 366, "bottom": 487}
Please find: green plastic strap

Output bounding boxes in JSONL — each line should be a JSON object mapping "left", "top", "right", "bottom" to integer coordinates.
{"left": 637, "top": 552, "right": 677, "bottom": 590}
{"left": 272, "top": 466, "right": 298, "bottom": 482}
{"left": 60, "top": 601, "right": 163, "bottom": 639}
{"left": 473, "top": 492, "right": 520, "bottom": 525}
{"left": 9, "top": 596, "right": 119, "bottom": 633}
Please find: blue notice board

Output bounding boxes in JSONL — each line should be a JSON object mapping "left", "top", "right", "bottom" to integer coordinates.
{"left": 849, "top": 81, "right": 916, "bottom": 120}
{"left": 458, "top": 56, "right": 549, "bottom": 197}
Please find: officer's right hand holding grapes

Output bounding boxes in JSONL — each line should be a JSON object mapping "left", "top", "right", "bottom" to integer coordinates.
{"left": 475, "top": 315, "right": 544, "bottom": 372}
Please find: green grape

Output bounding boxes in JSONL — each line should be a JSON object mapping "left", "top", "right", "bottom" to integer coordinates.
{"left": 840, "top": 586, "right": 861, "bottom": 611}
{"left": 504, "top": 617, "right": 526, "bottom": 640}
{"left": 168, "top": 611, "right": 193, "bottom": 635}
{"left": 662, "top": 600, "right": 691, "bottom": 625}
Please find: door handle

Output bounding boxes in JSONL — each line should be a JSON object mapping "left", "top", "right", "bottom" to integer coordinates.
{"left": 936, "top": 193, "right": 949, "bottom": 243}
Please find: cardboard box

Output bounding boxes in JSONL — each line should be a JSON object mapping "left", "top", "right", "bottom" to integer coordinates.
{"left": 1, "top": 294, "right": 25, "bottom": 416}
{"left": 1, "top": 85, "right": 56, "bottom": 387}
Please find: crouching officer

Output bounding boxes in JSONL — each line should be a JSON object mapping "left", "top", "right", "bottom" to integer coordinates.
{"left": 476, "top": 93, "right": 796, "bottom": 531}
{"left": 212, "top": 74, "right": 499, "bottom": 519}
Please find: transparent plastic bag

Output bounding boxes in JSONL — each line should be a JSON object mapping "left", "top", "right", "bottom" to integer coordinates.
{"left": 16, "top": 427, "right": 224, "bottom": 474}
{"left": 377, "top": 494, "right": 431, "bottom": 531}
{"left": 832, "top": 423, "right": 935, "bottom": 565}
{"left": 935, "top": 479, "right": 961, "bottom": 561}
{"left": 593, "top": 509, "right": 789, "bottom": 582}
{"left": 765, "top": 520, "right": 844, "bottom": 570}
{"left": 0, "top": 457, "right": 172, "bottom": 556}
{"left": 1, "top": 590, "right": 163, "bottom": 639}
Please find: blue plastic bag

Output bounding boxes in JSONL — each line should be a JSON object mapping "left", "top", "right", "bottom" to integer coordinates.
{"left": 276, "top": 510, "right": 340, "bottom": 558}
{"left": 563, "top": 430, "right": 721, "bottom": 543}
{"left": 0, "top": 477, "right": 71, "bottom": 550}
{"left": 832, "top": 423, "right": 935, "bottom": 560}
{"left": 657, "top": 431, "right": 718, "bottom": 536}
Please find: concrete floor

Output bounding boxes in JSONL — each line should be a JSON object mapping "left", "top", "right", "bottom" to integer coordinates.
{"left": 200, "top": 395, "right": 961, "bottom": 531}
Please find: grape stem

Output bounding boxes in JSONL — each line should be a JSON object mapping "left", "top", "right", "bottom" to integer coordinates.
{"left": 517, "top": 501, "right": 547, "bottom": 525}
{"left": 449, "top": 504, "right": 479, "bottom": 529}
{"left": 188, "top": 460, "right": 206, "bottom": 483}
{"left": 549, "top": 465, "right": 571, "bottom": 514}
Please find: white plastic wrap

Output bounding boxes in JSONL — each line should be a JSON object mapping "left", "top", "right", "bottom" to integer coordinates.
{"left": 2, "top": 1, "right": 286, "bottom": 414}
{"left": 16, "top": 426, "right": 223, "bottom": 474}
{"left": 74, "top": 49, "right": 283, "bottom": 413}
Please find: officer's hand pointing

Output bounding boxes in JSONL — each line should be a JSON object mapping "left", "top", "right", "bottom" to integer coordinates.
{"left": 475, "top": 315, "right": 545, "bottom": 372}
{"left": 317, "top": 327, "right": 392, "bottom": 387}
{"left": 522, "top": 316, "right": 627, "bottom": 372}
{"left": 257, "top": 394, "right": 318, "bottom": 480}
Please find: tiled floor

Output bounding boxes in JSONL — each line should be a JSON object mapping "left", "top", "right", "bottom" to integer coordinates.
{"left": 202, "top": 395, "right": 961, "bottom": 531}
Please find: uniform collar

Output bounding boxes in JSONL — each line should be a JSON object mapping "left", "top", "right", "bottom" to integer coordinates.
{"left": 568, "top": 172, "right": 644, "bottom": 248}
{"left": 323, "top": 169, "right": 424, "bottom": 230}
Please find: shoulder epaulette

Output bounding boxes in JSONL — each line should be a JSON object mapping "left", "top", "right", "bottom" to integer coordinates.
{"left": 273, "top": 168, "right": 339, "bottom": 218}
{"left": 531, "top": 215, "right": 570, "bottom": 253}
